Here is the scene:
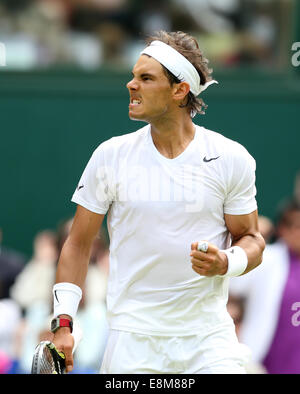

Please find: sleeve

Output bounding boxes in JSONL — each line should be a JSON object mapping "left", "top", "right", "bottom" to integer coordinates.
{"left": 223, "top": 146, "right": 258, "bottom": 215}
{"left": 71, "top": 143, "right": 115, "bottom": 215}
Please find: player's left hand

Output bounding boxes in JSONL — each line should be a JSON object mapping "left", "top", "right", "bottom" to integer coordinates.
{"left": 190, "top": 241, "right": 228, "bottom": 277}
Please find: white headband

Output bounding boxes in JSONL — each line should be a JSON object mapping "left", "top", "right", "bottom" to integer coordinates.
{"left": 141, "top": 40, "right": 218, "bottom": 97}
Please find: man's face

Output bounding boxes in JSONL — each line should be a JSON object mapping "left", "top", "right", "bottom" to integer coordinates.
{"left": 126, "top": 55, "right": 175, "bottom": 122}
{"left": 278, "top": 211, "right": 300, "bottom": 255}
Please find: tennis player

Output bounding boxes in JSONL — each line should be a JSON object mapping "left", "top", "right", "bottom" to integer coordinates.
{"left": 51, "top": 31, "right": 265, "bottom": 374}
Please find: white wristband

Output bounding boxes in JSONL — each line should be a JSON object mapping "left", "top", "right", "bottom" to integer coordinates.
{"left": 220, "top": 246, "right": 248, "bottom": 277}
{"left": 53, "top": 282, "right": 82, "bottom": 320}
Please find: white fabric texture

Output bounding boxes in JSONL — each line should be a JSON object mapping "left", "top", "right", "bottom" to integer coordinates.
{"left": 53, "top": 282, "right": 82, "bottom": 320}
{"left": 100, "top": 326, "right": 249, "bottom": 374}
{"left": 141, "top": 40, "right": 218, "bottom": 96}
{"left": 71, "top": 124, "right": 257, "bottom": 337}
{"left": 221, "top": 246, "right": 248, "bottom": 277}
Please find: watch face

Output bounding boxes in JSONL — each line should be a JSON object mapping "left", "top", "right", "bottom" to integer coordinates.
{"left": 51, "top": 318, "right": 58, "bottom": 332}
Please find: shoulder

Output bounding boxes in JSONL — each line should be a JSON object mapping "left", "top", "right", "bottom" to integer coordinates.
{"left": 198, "top": 126, "right": 257, "bottom": 199}
{"left": 199, "top": 126, "right": 255, "bottom": 164}
{"left": 94, "top": 125, "right": 149, "bottom": 156}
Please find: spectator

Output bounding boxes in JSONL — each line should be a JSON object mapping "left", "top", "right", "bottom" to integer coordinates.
{"left": 226, "top": 294, "right": 266, "bottom": 374}
{"left": 0, "top": 228, "right": 26, "bottom": 300}
{"left": 0, "top": 228, "right": 25, "bottom": 373}
{"left": 9, "top": 230, "right": 58, "bottom": 373}
{"left": 11, "top": 220, "right": 109, "bottom": 373}
{"left": 230, "top": 198, "right": 300, "bottom": 374}
{"left": 0, "top": 298, "right": 22, "bottom": 373}
{"left": 10, "top": 230, "right": 58, "bottom": 310}
{"left": 0, "top": 0, "right": 282, "bottom": 69}
{"left": 294, "top": 170, "right": 300, "bottom": 205}
{"left": 69, "top": 0, "right": 130, "bottom": 64}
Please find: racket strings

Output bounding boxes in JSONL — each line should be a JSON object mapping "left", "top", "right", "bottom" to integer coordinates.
{"left": 31, "top": 341, "right": 65, "bottom": 374}
{"left": 39, "top": 346, "right": 56, "bottom": 374}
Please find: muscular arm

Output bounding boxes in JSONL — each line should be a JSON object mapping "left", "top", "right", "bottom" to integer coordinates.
{"left": 224, "top": 209, "right": 265, "bottom": 275}
{"left": 56, "top": 205, "right": 105, "bottom": 288}
{"left": 53, "top": 205, "right": 105, "bottom": 372}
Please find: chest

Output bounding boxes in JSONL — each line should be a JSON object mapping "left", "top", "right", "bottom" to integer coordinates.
{"left": 111, "top": 157, "right": 226, "bottom": 217}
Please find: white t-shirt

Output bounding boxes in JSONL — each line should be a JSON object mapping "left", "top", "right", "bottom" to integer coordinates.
{"left": 71, "top": 124, "right": 257, "bottom": 336}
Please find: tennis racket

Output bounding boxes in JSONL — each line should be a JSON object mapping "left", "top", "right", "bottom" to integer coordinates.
{"left": 31, "top": 341, "right": 66, "bottom": 374}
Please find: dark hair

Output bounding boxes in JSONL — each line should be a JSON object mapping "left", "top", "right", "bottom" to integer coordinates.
{"left": 276, "top": 198, "right": 300, "bottom": 227}
{"left": 146, "top": 31, "right": 214, "bottom": 116}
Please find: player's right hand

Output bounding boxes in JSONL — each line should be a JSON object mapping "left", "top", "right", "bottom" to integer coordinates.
{"left": 190, "top": 241, "right": 228, "bottom": 277}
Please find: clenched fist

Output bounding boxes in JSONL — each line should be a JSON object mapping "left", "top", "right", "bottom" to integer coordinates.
{"left": 190, "top": 241, "right": 228, "bottom": 277}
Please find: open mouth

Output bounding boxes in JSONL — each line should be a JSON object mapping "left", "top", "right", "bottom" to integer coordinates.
{"left": 130, "top": 98, "right": 142, "bottom": 106}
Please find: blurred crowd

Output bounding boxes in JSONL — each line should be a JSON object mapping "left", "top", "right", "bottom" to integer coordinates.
{"left": 227, "top": 171, "right": 300, "bottom": 374}
{"left": 1, "top": 171, "right": 300, "bottom": 374}
{"left": 0, "top": 0, "right": 288, "bottom": 70}
{"left": 0, "top": 218, "right": 110, "bottom": 373}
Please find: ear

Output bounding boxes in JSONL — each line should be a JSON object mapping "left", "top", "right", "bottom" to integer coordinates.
{"left": 172, "top": 81, "right": 190, "bottom": 102}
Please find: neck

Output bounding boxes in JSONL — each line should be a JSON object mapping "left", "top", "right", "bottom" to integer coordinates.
{"left": 150, "top": 112, "right": 195, "bottom": 159}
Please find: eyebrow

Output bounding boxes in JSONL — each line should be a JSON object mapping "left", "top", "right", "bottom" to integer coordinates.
{"left": 131, "top": 71, "right": 155, "bottom": 79}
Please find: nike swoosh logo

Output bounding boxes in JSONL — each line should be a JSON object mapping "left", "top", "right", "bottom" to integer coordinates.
{"left": 203, "top": 156, "right": 220, "bottom": 162}
{"left": 77, "top": 184, "right": 84, "bottom": 191}
{"left": 54, "top": 290, "right": 59, "bottom": 303}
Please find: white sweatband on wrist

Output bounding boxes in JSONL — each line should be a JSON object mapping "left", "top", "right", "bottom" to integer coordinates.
{"left": 53, "top": 282, "right": 82, "bottom": 320}
{"left": 220, "top": 246, "right": 248, "bottom": 277}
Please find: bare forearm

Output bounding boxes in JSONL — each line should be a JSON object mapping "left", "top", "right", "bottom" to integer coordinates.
{"left": 232, "top": 232, "right": 265, "bottom": 275}
{"left": 55, "top": 236, "right": 92, "bottom": 288}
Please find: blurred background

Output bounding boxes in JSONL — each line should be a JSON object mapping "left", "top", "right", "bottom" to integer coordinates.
{"left": 0, "top": 0, "right": 300, "bottom": 374}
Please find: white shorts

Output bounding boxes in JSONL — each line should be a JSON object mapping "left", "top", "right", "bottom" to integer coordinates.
{"left": 100, "top": 325, "right": 250, "bottom": 374}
